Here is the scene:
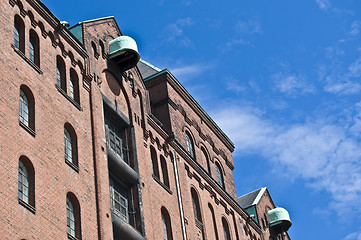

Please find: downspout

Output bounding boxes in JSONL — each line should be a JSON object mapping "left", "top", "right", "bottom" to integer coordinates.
{"left": 89, "top": 77, "right": 103, "bottom": 240}
{"left": 172, "top": 149, "right": 187, "bottom": 240}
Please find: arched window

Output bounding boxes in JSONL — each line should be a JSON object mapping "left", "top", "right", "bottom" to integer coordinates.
{"left": 201, "top": 147, "right": 211, "bottom": 175}
{"left": 91, "top": 41, "right": 98, "bottom": 58}
{"left": 185, "top": 131, "right": 195, "bottom": 158}
{"left": 29, "top": 29, "right": 40, "bottom": 67}
{"left": 66, "top": 193, "right": 81, "bottom": 239}
{"left": 70, "top": 68, "right": 79, "bottom": 103}
{"left": 19, "top": 89, "right": 29, "bottom": 126}
{"left": 99, "top": 39, "right": 105, "bottom": 58}
{"left": 64, "top": 123, "right": 78, "bottom": 169}
{"left": 215, "top": 162, "right": 225, "bottom": 189}
{"left": 208, "top": 203, "right": 219, "bottom": 240}
{"left": 19, "top": 85, "right": 35, "bottom": 131}
{"left": 18, "top": 156, "right": 35, "bottom": 208}
{"left": 222, "top": 217, "right": 231, "bottom": 240}
{"left": 14, "top": 15, "right": 25, "bottom": 53}
{"left": 161, "top": 207, "right": 173, "bottom": 240}
{"left": 56, "top": 55, "right": 66, "bottom": 92}
{"left": 150, "top": 146, "right": 160, "bottom": 179}
{"left": 160, "top": 155, "right": 170, "bottom": 188}
{"left": 191, "top": 188, "right": 202, "bottom": 224}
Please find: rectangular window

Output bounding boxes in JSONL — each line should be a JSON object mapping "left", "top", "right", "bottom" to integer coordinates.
{"left": 105, "top": 117, "right": 129, "bottom": 163}
{"left": 110, "top": 179, "right": 129, "bottom": 223}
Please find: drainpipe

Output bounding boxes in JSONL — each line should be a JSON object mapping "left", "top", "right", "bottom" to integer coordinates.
{"left": 89, "top": 78, "right": 103, "bottom": 240}
{"left": 172, "top": 149, "right": 187, "bottom": 240}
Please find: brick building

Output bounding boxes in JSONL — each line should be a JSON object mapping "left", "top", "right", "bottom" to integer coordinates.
{"left": 0, "top": 0, "right": 292, "bottom": 239}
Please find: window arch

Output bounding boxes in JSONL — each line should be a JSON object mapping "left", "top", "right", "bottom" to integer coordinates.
{"left": 91, "top": 41, "right": 98, "bottom": 58}
{"left": 161, "top": 207, "right": 173, "bottom": 240}
{"left": 29, "top": 29, "right": 40, "bottom": 67}
{"left": 215, "top": 162, "right": 225, "bottom": 189}
{"left": 18, "top": 156, "right": 35, "bottom": 208}
{"left": 191, "top": 188, "right": 202, "bottom": 224}
{"left": 222, "top": 217, "right": 231, "bottom": 240}
{"left": 160, "top": 155, "right": 170, "bottom": 188}
{"left": 99, "top": 39, "right": 105, "bottom": 58}
{"left": 56, "top": 55, "right": 66, "bottom": 91}
{"left": 185, "top": 131, "right": 195, "bottom": 158}
{"left": 208, "top": 203, "right": 219, "bottom": 240}
{"left": 64, "top": 123, "right": 78, "bottom": 168}
{"left": 14, "top": 15, "right": 25, "bottom": 53}
{"left": 19, "top": 85, "right": 35, "bottom": 131}
{"left": 150, "top": 146, "right": 160, "bottom": 179}
{"left": 66, "top": 192, "right": 81, "bottom": 239}
{"left": 70, "top": 68, "right": 79, "bottom": 103}
{"left": 201, "top": 147, "right": 211, "bottom": 175}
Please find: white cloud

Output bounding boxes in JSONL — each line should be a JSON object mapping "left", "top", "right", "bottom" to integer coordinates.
{"left": 343, "top": 231, "right": 361, "bottom": 240}
{"left": 225, "top": 76, "right": 247, "bottom": 93}
{"left": 162, "top": 17, "right": 194, "bottom": 47}
{"left": 322, "top": 57, "right": 361, "bottom": 95}
{"left": 315, "top": 0, "right": 331, "bottom": 11}
{"left": 169, "top": 62, "right": 213, "bottom": 82}
{"left": 224, "top": 18, "right": 262, "bottom": 50}
{"left": 235, "top": 19, "right": 262, "bottom": 35}
{"left": 211, "top": 103, "right": 361, "bottom": 219}
{"left": 272, "top": 72, "right": 315, "bottom": 95}
{"left": 350, "top": 20, "right": 361, "bottom": 37}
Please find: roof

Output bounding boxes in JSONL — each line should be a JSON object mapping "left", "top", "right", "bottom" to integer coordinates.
{"left": 137, "top": 59, "right": 161, "bottom": 79}
{"left": 143, "top": 68, "right": 235, "bottom": 151}
{"left": 237, "top": 187, "right": 267, "bottom": 208}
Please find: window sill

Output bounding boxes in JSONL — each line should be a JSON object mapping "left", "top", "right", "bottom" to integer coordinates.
{"left": 152, "top": 174, "right": 173, "bottom": 195}
{"left": 67, "top": 233, "right": 79, "bottom": 240}
{"left": 55, "top": 84, "right": 82, "bottom": 111}
{"left": 65, "top": 159, "right": 79, "bottom": 172}
{"left": 195, "top": 219, "right": 204, "bottom": 230}
{"left": 12, "top": 44, "right": 43, "bottom": 74}
{"left": 19, "top": 198, "right": 36, "bottom": 214}
{"left": 19, "top": 120, "right": 36, "bottom": 137}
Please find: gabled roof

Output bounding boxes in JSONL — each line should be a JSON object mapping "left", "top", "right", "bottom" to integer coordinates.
{"left": 237, "top": 187, "right": 267, "bottom": 208}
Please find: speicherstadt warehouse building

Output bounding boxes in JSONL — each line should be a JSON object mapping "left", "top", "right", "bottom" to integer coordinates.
{"left": 0, "top": 0, "right": 292, "bottom": 239}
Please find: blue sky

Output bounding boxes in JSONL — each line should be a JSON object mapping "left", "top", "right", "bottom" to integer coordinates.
{"left": 42, "top": 0, "right": 361, "bottom": 239}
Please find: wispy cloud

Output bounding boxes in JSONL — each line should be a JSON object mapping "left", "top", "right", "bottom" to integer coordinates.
{"left": 350, "top": 20, "right": 361, "bottom": 37}
{"left": 235, "top": 19, "right": 262, "bottom": 35}
{"left": 272, "top": 72, "right": 315, "bottom": 95}
{"left": 322, "top": 56, "right": 361, "bottom": 95}
{"left": 211, "top": 103, "right": 361, "bottom": 219}
{"left": 169, "top": 62, "right": 213, "bottom": 82}
{"left": 343, "top": 231, "right": 361, "bottom": 240}
{"left": 225, "top": 76, "right": 247, "bottom": 93}
{"left": 224, "top": 18, "right": 262, "bottom": 50}
{"left": 162, "top": 17, "right": 194, "bottom": 47}
{"left": 315, "top": 0, "right": 331, "bottom": 11}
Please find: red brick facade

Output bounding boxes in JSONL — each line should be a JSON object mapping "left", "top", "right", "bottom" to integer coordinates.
{"left": 0, "top": 1, "right": 290, "bottom": 240}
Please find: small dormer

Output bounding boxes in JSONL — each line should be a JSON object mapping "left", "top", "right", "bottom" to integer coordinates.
{"left": 109, "top": 36, "right": 140, "bottom": 72}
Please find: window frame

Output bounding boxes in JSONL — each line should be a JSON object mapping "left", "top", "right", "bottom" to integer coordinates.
{"left": 215, "top": 162, "right": 225, "bottom": 189}
{"left": 14, "top": 15, "right": 25, "bottom": 53}
{"left": 66, "top": 193, "right": 81, "bottom": 240}
{"left": 160, "top": 155, "right": 170, "bottom": 188}
{"left": 18, "top": 156, "right": 35, "bottom": 212}
{"left": 185, "top": 131, "right": 195, "bottom": 158}
{"left": 64, "top": 123, "right": 78, "bottom": 171}
{"left": 19, "top": 85, "right": 35, "bottom": 134}
{"left": 161, "top": 207, "right": 173, "bottom": 240}
{"left": 222, "top": 217, "right": 231, "bottom": 240}
{"left": 150, "top": 146, "right": 160, "bottom": 179}
{"left": 56, "top": 55, "right": 66, "bottom": 92}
